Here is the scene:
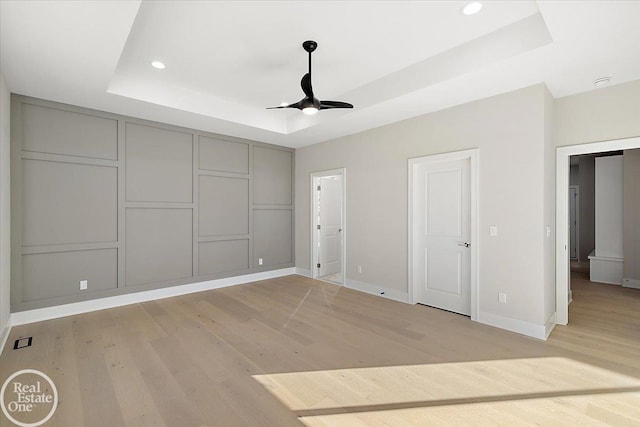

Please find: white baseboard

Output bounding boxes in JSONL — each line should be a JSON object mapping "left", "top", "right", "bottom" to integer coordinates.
{"left": 345, "top": 278, "right": 409, "bottom": 304}
{"left": 478, "top": 311, "right": 547, "bottom": 340}
{"left": 622, "top": 278, "right": 640, "bottom": 289}
{"left": 295, "top": 268, "right": 312, "bottom": 278}
{"left": 0, "top": 322, "right": 11, "bottom": 356}
{"left": 10, "top": 268, "right": 296, "bottom": 327}
{"left": 545, "top": 312, "right": 557, "bottom": 340}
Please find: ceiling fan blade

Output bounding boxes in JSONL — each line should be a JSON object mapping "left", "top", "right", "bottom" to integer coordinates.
{"left": 319, "top": 100, "right": 354, "bottom": 109}
{"left": 301, "top": 73, "right": 314, "bottom": 99}
{"left": 266, "top": 101, "right": 303, "bottom": 110}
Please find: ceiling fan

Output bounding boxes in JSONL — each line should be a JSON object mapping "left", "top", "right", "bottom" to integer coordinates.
{"left": 267, "top": 40, "right": 354, "bottom": 115}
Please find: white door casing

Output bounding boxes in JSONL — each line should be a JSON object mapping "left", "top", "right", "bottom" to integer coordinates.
{"left": 409, "top": 149, "right": 478, "bottom": 319}
{"left": 556, "top": 136, "right": 640, "bottom": 325}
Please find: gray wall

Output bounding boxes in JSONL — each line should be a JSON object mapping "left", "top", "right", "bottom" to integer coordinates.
{"left": 569, "top": 164, "right": 579, "bottom": 185}
{"left": 0, "top": 73, "right": 10, "bottom": 336}
{"left": 296, "top": 84, "right": 550, "bottom": 326}
{"left": 624, "top": 149, "right": 640, "bottom": 282}
{"left": 578, "top": 156, "right": 595, "bottom": 261}
{"left": 11, "top": 95, "right": 294, "bottom": 311}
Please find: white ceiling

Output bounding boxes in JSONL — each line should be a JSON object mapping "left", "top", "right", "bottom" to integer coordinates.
{"left": 1, "top": 1, "right": 639, "bottom": 148}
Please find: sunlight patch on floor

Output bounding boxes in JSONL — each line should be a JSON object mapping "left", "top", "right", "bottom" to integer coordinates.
{"left": 254, "top": 357, "right": 640, "bottom": 425}
{"left": 298, "top": 391, "right": 640, "bottom": 426}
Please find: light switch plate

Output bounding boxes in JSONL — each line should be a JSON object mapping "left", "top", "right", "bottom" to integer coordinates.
{"left": 490, "top": 226, "right": 498, "bottom": 237}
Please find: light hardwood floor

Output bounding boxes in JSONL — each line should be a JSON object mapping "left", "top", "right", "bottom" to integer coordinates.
{"left": 1, "top": 272, "right": 639, "bottom": 426}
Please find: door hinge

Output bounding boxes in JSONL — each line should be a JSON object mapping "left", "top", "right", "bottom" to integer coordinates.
{"left": 317, "top": 263, "right": 321, "bottom": 268}
{"left": 317, "top": 224, "right": 321, "bottom": 230}
{"left": 317, "top": 185, "right": 321, "bottom": 191}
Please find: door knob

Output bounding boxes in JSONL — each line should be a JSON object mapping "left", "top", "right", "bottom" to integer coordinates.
{"left": 457, "top": 242, "right": 470, "bottom": 248}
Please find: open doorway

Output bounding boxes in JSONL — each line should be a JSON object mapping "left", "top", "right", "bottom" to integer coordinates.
{"left": 311, "top": 169, "right": 346, "bottom": 285}
{"left": 556, "top": 136, "right": 640, "bottom": 325}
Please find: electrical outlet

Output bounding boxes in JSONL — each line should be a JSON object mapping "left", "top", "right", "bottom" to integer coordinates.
{"left": 499, "top": 292, "right": 507, "bottom": 304}
{"left": 258, "top": 258, "right": 263, "bottom": 266}
{"left": 357, "top": 265, "right": 362, "bottom": 274}
{"left": 80, "top": 280, "right": 88, "bottom": 290}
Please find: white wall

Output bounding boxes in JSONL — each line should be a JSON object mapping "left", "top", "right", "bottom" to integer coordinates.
{"left": 296, "top": 84, "right": 550, "bottom": 329}
{"left": 543, "top": 87, "right": 555, "bottom": 323}
{"left": 0, "top": 72, "right": 11, "bottom": 344}
{"left": 555, "top": 79, "right": 640, "bottom": 147}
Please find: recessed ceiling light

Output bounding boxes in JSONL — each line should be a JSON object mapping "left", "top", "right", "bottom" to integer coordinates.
{"left": 462, "top": 2, "right": 483, "bottom": 16}
{"left": 151, "top": 60, "right": 166, "bottom": 70}
{"left": 593, "top": 77, "right": 611, "bottom": 88}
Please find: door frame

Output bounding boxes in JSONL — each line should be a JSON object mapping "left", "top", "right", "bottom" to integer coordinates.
{"left": 408, "top": 148, "right": 479, "bottom": 321}
{"left": 568, "top": 185, "right": 579, "bottom": 260}
{"left": 311, "top": 168, "right": 346, "bottom": 285}
{"left": 556, "top": 136, "right": 640, "bottom": 325}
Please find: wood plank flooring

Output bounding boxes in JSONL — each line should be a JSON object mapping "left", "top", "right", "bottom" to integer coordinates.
{"left": 1, "top": 272, "right": 639, "bottom": 426}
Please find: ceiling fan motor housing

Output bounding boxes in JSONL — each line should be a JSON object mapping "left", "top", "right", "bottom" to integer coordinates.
{"left": 303, "top": 40, "right": 317, "bottom": 53}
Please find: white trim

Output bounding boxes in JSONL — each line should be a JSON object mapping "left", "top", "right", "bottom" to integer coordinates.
{"left": 0, "top": 322, "right": 11, "bottom": 355}
{"left": 10, "top": 268, "right": 296, "bottom": 326}
{"left": 478, "top": 311, "right": 547, "bottom": 340}
{"left": 622, "top": 278, "right": 640, "bottom": 289}
{"left": 545, "top": 312, "right": 557, "bottom": 340}
{"left": 588, "top": 253, "right": 624, "bottom": 262}
{"left": 296, "top": 268, "right": 312, "bottom": 278}
{"left": 556, "top": 136, "right": 640, "bottom": 325}
{"left": 408, "top": 148, "right": 479, "bottom": 321}
{"left": 310, "top": 168, "right": 346, "bottom": 286}
{"left": 568, "top": 289, "right": 573, "bottom": 304}
{"left": 345, "top": 278, "right": 409, "bottom": 304}
{"left": 588, "top": 252, "right": 623, "bottom": 285}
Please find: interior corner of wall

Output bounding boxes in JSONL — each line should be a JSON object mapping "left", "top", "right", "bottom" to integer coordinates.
{"left": 295, "top": 267, "right": 312, "bottom": 278}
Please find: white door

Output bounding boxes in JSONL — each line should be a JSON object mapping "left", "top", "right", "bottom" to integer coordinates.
{"left": 416, "top": 158, "right": 471, "bottom": 315}
{"left": 569, "top": 187, "right": 578, "bottom": 259}
{"left": 318, "top": 176, "right": 342, "bottom": 277}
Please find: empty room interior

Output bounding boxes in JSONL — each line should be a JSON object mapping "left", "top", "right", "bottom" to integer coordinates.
{"left": 1, "top": 1, "right": 640, "bottom": 426}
